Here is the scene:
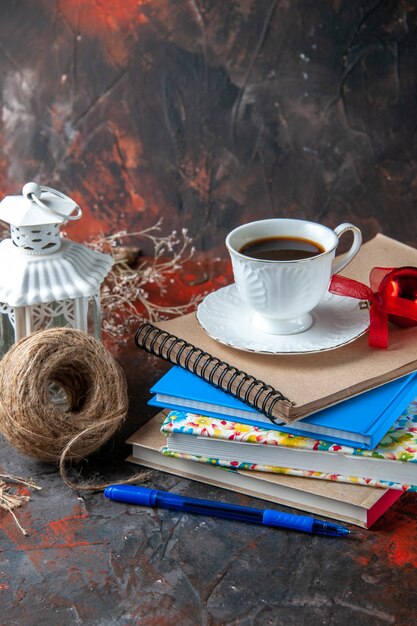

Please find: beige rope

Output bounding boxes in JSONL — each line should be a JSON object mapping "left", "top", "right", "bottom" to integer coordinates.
{"left": 0, "top": 328, "right": 148, "bottom": 492}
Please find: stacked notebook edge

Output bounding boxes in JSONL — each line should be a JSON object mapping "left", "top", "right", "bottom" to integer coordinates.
{"left": 159, "top": 406, "right": 417, "bottom": 492}
{"left": 126, "top": 412, "right": 402, "bottom": 529}
{"left": 148, "top": 365, "right": 417, "bottom": 449}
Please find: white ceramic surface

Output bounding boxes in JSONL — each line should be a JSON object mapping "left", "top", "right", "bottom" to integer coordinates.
{"left": 225, "top": 218, "right": 362, "bottom": 335}
{"left": 0, "top": 238, "right": 113, "bottom": 306}
{"left": 196, "top": 284, "right": 369, "bottom": 354}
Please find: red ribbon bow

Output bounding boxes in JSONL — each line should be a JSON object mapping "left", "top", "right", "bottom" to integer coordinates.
{"left": 329, "top": 266, "right": 417, "bottom": 348}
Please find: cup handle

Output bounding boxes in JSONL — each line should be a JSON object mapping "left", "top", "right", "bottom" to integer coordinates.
{"left": 331, "top": 223, "right": 362, "bottom": 275}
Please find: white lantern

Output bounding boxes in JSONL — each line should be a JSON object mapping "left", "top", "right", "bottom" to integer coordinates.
{"left": 0, "top": 182, "right": 113, "bottom": 356}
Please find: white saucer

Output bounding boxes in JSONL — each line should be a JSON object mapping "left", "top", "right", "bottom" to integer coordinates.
{"left": 196, "top": 284, "right": 369, "bottom": 354}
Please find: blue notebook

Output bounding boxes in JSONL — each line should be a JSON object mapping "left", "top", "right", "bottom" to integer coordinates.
{"left": 149, "top": 366, "right": 417, "bottom": 449}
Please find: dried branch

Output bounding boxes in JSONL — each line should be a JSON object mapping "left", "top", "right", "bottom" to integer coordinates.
{"left": 0, "top": 474, "right": 41, "bottom": 535}
{"left": 89, "top": 221, "right": 200, "bottom": 346}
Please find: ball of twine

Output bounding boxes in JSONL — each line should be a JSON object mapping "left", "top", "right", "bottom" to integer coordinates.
{"left": 0, "top": 328, "right": 129, "bottom": 485}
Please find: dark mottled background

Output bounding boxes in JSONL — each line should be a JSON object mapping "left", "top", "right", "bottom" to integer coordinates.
{"left": 1, "top": 4, "right": 417, "bottom": 624}
{"left": 0, "top": 0, "right": 416, "bottom": 254}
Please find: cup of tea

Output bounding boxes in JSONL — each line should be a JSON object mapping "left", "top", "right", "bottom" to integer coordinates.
{"left": 225, "top": 218, "right": 362, "bottom": 335}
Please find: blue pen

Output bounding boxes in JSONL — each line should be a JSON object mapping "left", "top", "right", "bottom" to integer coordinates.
{"left": 104, "top": 485, "right": 350, "bottom": 537}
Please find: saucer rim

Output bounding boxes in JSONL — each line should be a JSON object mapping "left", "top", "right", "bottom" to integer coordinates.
{"left": 196, "top": 284, "right": 369, "bottom": 355}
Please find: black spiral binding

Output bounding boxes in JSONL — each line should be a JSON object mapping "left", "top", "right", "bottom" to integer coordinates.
{"left": 135, "top": 322, "right": 292, "bottom": 424}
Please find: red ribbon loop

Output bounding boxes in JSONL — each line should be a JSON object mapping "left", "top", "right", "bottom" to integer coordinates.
{"left": 329, "top": 267, "right": 417, "bottom": 348}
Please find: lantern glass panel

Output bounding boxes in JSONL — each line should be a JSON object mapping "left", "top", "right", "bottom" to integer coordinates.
{"left": 0, "top": 306, "right": 16, "bottom": 357}
{"left": 31, "top": 300, "right": 76, "bottom": 331}
{"left": 87, "top": 293, "right": 102, "bottom": 339}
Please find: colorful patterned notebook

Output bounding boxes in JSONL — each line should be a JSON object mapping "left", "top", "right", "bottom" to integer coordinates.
{"left": 160, "top": 403, "right": 417, "bottom": 492}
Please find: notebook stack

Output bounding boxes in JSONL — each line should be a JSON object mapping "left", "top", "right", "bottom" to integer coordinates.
{"left": 129, "top": 235, "right": 417, "bottom": 528}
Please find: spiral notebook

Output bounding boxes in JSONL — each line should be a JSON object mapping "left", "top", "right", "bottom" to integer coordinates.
{"left": 135, "top": 235, "right": 417, "bottom": 425}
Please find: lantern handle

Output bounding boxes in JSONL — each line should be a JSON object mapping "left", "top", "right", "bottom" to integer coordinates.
{"left": 22, "top": 182, "right": 82, "bottom": 221}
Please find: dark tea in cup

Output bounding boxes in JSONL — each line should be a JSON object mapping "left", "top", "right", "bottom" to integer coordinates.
{"left": 239, "top": 236, "right": 325, "bottom": 261}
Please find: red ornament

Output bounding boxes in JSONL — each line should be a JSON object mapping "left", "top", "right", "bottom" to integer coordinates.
{"left": 381, "top": 267, "right": 417, "bottom": 328}
{"left": 329, "top": 266, "right": 417, "bottom": 348}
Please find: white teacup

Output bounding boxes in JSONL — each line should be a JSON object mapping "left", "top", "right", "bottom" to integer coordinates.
{"left": 226, "top": 218, "right": 362, "bottom": 335}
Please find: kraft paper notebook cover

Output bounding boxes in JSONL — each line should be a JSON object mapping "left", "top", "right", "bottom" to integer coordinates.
{"left": 148, "top": 366, "right": 417, "bottom": 449}
{"left": 135, "top": 234, "right": 417, "bottom": 424}
{"left": 126, "top": 412, "right": 402, "bottom": 528}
